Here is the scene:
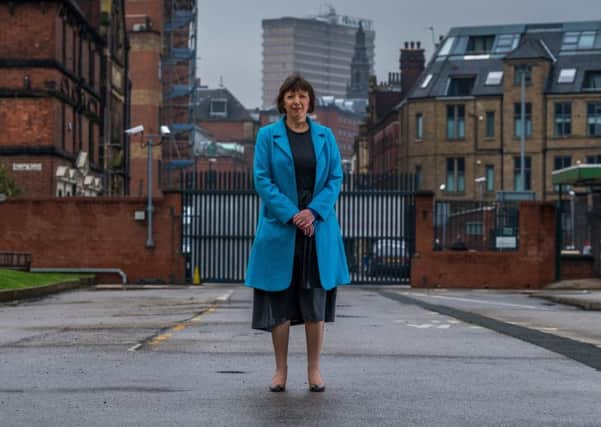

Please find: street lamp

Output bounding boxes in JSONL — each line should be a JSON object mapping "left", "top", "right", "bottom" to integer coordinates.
{"left": 125, "top": 124, "right": 171, "bottom": 248}
{"left": 475, "top": 176, "right": 486, "bottom": 200}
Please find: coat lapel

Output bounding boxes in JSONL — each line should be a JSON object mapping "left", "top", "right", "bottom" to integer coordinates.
{"left": 271, "top": 118, "right": 293, "bottom": 160}
{"left": 308, "top": 117, "right": 327, "bottom": 190}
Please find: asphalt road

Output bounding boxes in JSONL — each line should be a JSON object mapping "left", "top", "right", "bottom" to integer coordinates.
{"left": 1, "top": 285, "right": 601, "bottom": 426}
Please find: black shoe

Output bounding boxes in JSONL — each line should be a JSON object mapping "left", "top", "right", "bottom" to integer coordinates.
{"left": 269, "top": 384, "right": 286, "bottom": 392}
{"left": 309, "top": 383, "right": 326, "bottom": 392}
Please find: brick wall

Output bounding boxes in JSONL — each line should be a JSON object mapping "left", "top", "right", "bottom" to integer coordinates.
{"left": 0, "top": 193, "right": 185, "bottom": 284}
{"left": 412, "top": 192, "right": 557, "bottom": 288}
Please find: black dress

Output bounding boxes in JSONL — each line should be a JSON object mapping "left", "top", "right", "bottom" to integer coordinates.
{"left": 252, "top": 123, "right": 337, "bottom": 332}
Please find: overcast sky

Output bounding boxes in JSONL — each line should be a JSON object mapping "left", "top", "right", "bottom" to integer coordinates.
{"left": 197, "top": 0, "right": 598, "bottom": 109}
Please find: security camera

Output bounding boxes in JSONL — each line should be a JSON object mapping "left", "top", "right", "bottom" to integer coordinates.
{"left": 125, "top": 125, "right": 144, "bottom": 135}
{"left": 160, "top": 125, "right": 171, "bottom": 136}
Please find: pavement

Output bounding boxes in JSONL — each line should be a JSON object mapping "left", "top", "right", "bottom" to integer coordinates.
{"left": 3, "top": 276, "right": 601, "bottom": 311}
{"left": 525, "top": 278, "right": 601, "bottom": 310}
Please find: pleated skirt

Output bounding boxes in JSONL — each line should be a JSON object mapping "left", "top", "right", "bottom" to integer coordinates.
{"left": 251, "top": 230, "right": 337, "bottom": 332}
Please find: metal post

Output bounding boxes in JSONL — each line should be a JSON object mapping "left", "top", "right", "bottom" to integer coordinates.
{"left": 520, "top": 70, "right": 526, "bottom": 191}
{"left": 146, "top": 138, "right": 155, "bottom": 248}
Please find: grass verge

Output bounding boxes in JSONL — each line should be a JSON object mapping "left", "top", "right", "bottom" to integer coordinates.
{"left": 0, "top": 269, "right": 93, "bottom": 290}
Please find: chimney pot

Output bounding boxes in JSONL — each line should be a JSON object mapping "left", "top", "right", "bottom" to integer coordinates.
{"left": 410, "top": 41, "right": 415, "bottom": 49}
{"left": 417, "top": 41, "right": 421, "bottom": 49}
{"left": 404, "top": 41, "right": 409, "bottom": 49}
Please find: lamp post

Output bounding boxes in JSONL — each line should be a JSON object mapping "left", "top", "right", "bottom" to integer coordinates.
{"left": 125, "top": 124, "right": 171, "bottom": 249}
{"left": 520, "top": 70, "right": 526, "bottom": 192}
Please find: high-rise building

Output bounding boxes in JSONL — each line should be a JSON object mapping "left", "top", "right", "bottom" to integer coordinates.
{"left": 262, "top": 7, "right": 375, "bottom": 108}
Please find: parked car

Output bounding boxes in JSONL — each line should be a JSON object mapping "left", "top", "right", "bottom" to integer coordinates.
{"left": 367, "top": 239, "right": 410, "bottom": 277}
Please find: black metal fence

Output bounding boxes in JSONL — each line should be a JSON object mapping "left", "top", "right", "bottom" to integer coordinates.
{"left": 557, "top": 195, "right": 592, "bottom": 255}
{"left": 181, "top": 172, "right": 416, "bottom": 284}
{"left": 434, "top": 200, "right": 520, "bottom": 251}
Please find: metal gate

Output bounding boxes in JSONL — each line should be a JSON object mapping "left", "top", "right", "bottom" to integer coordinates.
{"left": 181, "top": 172, "right": 415, "bottom": 284}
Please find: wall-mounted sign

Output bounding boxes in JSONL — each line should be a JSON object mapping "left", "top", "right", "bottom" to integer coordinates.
{"left": 496, "top": 236, "right": 517, "bottom": 249}
{"left": 13, "top": 163, "right": 42, "bottom": 171}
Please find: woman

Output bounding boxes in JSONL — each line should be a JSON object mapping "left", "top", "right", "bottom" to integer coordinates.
{"left": 245, "top": 74, "right": 350, "bottom": 392}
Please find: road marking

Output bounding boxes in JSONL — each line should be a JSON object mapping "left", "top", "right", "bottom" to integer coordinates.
{"left": 129, "top": 302, "right": 220, "bottom": 352}
{"left": 405, "top": 293, "right": 545, "bottom": 309}
{"left": 215, "top": 290, "right": 234, "bottom": 303}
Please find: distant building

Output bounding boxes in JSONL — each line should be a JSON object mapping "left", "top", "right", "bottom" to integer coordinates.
{"left": 401, "top": 21, "right": 601, "bottom": 200}
{"left": 357, "top": 41, "right": 425, "bottom": 175}
{"left": 192, "top": 86, "right": 259, "bottom": 171}
{"left": 346, "top": 22, "right": 370, "bottom": 100}
{"left": 262, "top": 7, "right": 375, "bottom": 108}
{"left": 0, "top": 0, "right": 130, "bottom": 197}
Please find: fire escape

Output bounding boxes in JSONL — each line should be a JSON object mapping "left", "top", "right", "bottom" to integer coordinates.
{"left": 162, "top": 0, "right": 200, "bottom": 186}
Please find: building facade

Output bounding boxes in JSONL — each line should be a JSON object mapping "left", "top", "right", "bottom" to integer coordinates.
{"left": 0, "top": 0, "right": 130, "bottom": 197}
{"left": 262, "top": 7, "right": 375, "bottom": 108}
{"left": 359, "top": 42, "right": 425, "bottom": 175}
{"left": 401, "top": 22, "right": 601, "bottom": 200}
{"left": 125, "top": 0, "right": 199, "bottom": 195}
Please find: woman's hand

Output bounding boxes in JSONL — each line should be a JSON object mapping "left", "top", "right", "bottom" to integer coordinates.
{"left": 293, "top": 209, "right": 315, "bottom": 230}
{"left": 302, "top": 223, "right": 314, "bottom": 237}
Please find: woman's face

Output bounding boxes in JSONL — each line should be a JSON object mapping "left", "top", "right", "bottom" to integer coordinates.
{"left": 283, "top": 89, "right": 309, "bottom": 122}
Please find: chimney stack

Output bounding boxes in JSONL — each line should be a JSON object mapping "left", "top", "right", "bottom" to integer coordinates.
{"left": 400, "top": 40, "right": 426, "bottom": 95}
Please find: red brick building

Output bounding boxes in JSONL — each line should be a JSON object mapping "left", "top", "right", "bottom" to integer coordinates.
{"left": 0, "top": 0, "right": 130, "bottom": 196}
{"left": 193, "top": 87, "right": 258, "bottom": 172}
{"left": 358, "top": 42, "right": 425, "bottom": 176}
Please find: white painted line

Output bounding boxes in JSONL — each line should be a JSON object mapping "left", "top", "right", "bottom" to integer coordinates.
{"left": 437, "top": 324, "right": 451, "bottom": 329}
{"left": 215, "top": 290, "right": 234, "bottom": 303}
{"left": 128, "top": 343, "right": 142, "bottom": 352}
{"left": 408, "top": 293, "right": 545, "bottom": 309}
{"left": 538, "top": 327, "right": 559, "bottom": 331}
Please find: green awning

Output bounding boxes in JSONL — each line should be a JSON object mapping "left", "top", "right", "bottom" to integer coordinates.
{"left": 552, "top": 164, "right": 601, "bottom": 186}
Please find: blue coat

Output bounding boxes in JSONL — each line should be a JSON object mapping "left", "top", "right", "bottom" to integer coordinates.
{"left": 245, "top": 117, "right": 350, "bottom": 291}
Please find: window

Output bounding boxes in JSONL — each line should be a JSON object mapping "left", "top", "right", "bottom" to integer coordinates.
{"left": 558, "top": 68, "right": 576, "bottom": 84}
{"left": 485, "top": 111, "right": 495, "bottom": 138}
{"left": 561, "top": 31, "right": 598, "bottom": 50}
{"left": 466, "top": 222, "right": 484, "bottom": 236}
{"left": 514, "top": 103, "right": 532, "bottom": 138}
{"left": 209, "top": 99, "right": 227, "bottom": 118}
{"left": 583, "top": 71, "right": 601, "bottom": 91}
{"left": 421, "top": 74, "right": 433, "bottom": 88}
{"left": 588, "top": 102, "right": 601, "bottom": 136}
{"left": 513, "top": 156, "right": 532, "bottom": 191}
{"left": 447, "top": 105, "right": 465, "bottom": 140}
{"left": 493, "top": 34, "right": 520, "bottom": 53}
{"left": 438, "top": 37, "right": 455, "bottom": 56}
{"left": 586, "top": 155, "right": 601, "bottom": 164}
{"left": 554, "top": 102, "right": 571, "bottom": 137}
{"left": 447, "top": 76, "right": 475, "bottom": 96}
{"left": 485, "top": 71, "right": 503, "bottom": 86}
{"left": 466, "top": 35, "right": 495, "bottom": 53}
{"left": 554, "top": 156, "right": 572, "bottom": 192}
{"left": 514, "top": 64, "right": 532, "bottom": 85}
{"left": 415, "top": 165, "right": 422, "bottom": 190}
{"left": 446, "top": 157, "right": 465, "bottom": 192}
{"left": 485, "top": 165, "right": 494, "bottom": 192}
{"left": 415, "top": 113, "right": 423, "bottom": 140}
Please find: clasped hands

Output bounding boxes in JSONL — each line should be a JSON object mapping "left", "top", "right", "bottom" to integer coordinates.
{"left": 293, "top": 209, "right": 315, "bottom": 237}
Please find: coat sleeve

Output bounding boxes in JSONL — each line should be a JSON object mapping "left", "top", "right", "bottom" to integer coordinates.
{"left": 308, "top": 128, "right": 343, "bottom": 221}
{"left": 254, "top": 127, "right": 299, "bottom": 224}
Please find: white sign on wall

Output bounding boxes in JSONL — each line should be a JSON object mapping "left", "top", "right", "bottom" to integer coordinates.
{"left": 13, "top": 163, "right": 42, "bottom": 172}
{"left": 496, "top": 236, "right": 517, "bottom": 249}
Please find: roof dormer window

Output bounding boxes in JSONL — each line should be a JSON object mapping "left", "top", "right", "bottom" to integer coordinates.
{"left": 562, "top": 31, "right": 598, "bottom": 50}
{"left": 558, "top": 68, "right": 576, "bottom": 84}
{"left": 209, "top": 99, "right": 227, "bottom": 118}
{"left": 466, "top": 35, "right": 495, "bottom": 54}
{"left": 583, "top": 71, "right": 601, "bottom": 91}
{"left": 447, "top": 76, "right": 476, "bottom": 96}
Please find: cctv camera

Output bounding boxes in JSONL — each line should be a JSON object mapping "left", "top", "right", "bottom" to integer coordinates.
{"left": 160, "top": 125, "right": 171, "bottom": 136}
{"left": 125, "top": 124, "right": 144, "bottom": 135}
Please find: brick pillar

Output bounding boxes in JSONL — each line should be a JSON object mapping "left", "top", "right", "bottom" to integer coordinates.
{"left": 412, "top": 191, "right": 434, "bottom": 287}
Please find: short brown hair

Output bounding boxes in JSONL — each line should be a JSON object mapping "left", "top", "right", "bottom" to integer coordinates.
{"left": 276, "top": 74, "right": 316, "bottom": 114}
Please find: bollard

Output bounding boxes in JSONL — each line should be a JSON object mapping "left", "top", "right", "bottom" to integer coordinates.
{"left": 193, "top": 266, "right": 201, "bottom": 285}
